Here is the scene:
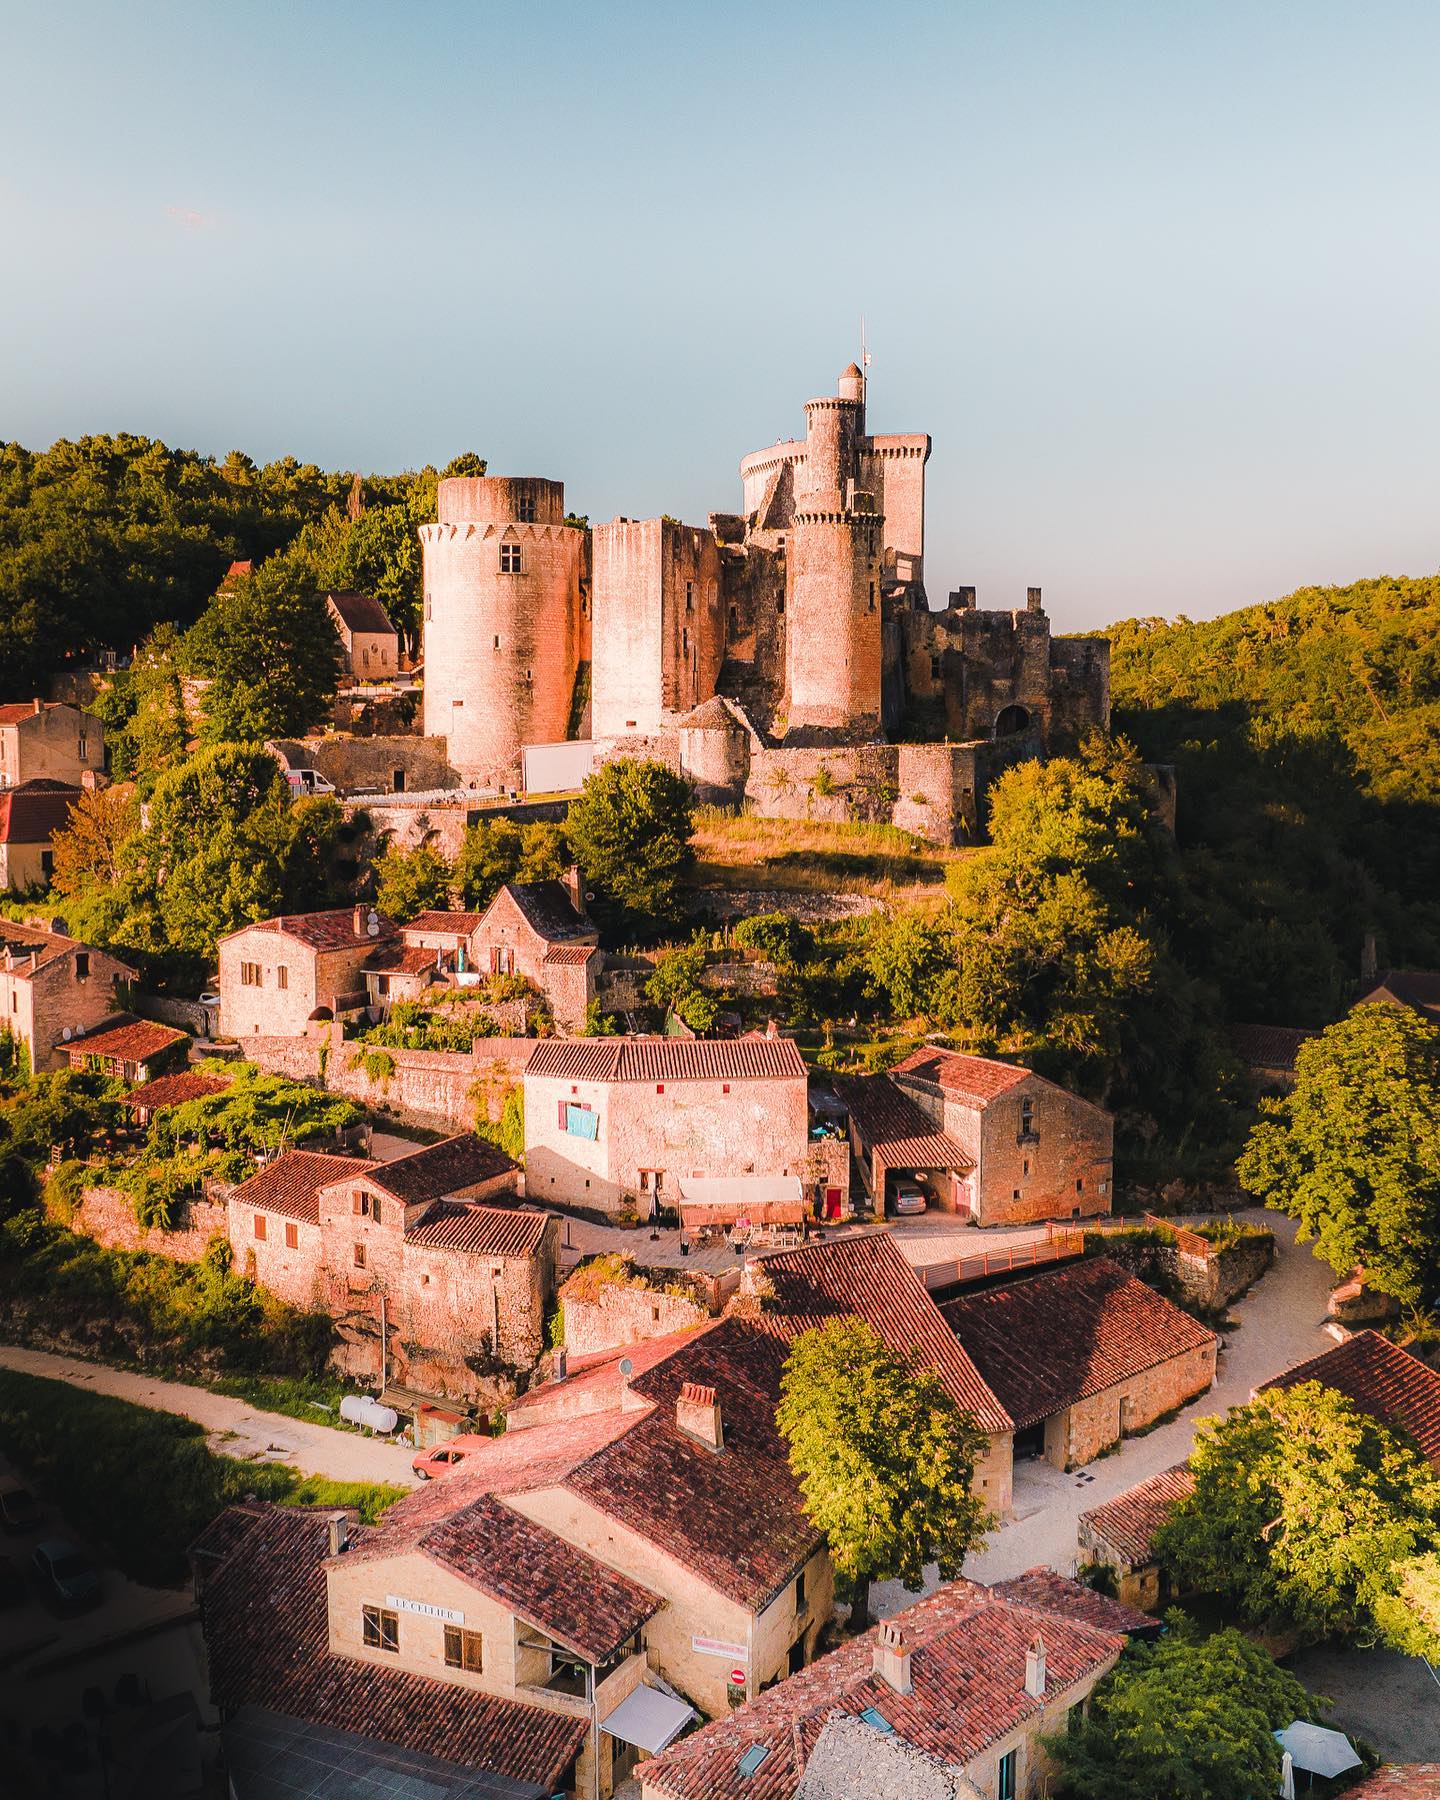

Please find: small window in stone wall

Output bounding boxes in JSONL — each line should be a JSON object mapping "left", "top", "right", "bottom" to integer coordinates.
{"left": 500, "top": 542, "right": 522, "bottom": 573}
{"left": 75, "top": 952, "right": 89, "bottom": 979}
{"left": 285, "top": 1221, "right": 299, "bottom": 1249}
{"left": 444, "top": 1625, "right": 483, "bottom": 1671}
{"left": 253, "top": 1213, "right": 266, "bottom": 1241}
{"left": 362, "top": 1605, "right": 398, "bottom": 1653}
{"left": 353, "top": 1242, "right": 367, "bottom": 1269}
{"left": 516, "top": 495, "right": 536, "bottom": 523}
{"left": 276, "top": 966, "right": 288, "bottom": 991}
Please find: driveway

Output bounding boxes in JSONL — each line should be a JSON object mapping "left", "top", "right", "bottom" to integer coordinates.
{"left": 0, "top": 1346, "right": 418, "bottom": 1487}
{"left": 1282, "top": 1642, "right": 1440, "bottom": 1761}
{"left": 873, "top": 1209, "right": 1338, "bottom": 1612}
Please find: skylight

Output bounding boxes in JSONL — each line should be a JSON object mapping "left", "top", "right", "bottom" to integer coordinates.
{"left": 738, "top": 1744, "right": 772, "bottom": 1776}
{"left": 859, "top": 1706, "right": 894, "bottom": 1732}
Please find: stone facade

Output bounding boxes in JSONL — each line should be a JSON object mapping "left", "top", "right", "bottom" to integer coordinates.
{"left": 324, "top": 592, "right": 400, "bottom": 681}
{"left": 70, "top": 1186, "right": 229, "bottom": 1262}
{"left": 1045, "top": 1339, "right": 1216, "bottom": 1469}
{"left": 268, "top": 735, "right": 459, "bottom": 797}
{"left": 591, "top": 518, "right": 724, "bottom": 739}
{"left": 0, "top": 700, "right": 105, "bottom": 788}
{"left": 559, "top": 1280, "right": 711, "bottom": 1357}
{"left": 0, "top": 919, "right": 134, "bottom": 1073}
{"left": 218, "top": 907, "right": 395, "bottom": 1039}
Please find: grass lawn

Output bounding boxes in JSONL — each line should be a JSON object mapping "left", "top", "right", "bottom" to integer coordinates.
{"left": 690, "top": 809, "right": 976, "bottom": 902}
{"left": 0, "top": 1368, "right": 407, "bottom": 1587}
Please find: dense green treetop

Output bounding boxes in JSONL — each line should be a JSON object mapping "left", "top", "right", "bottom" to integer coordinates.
{"left": 454, "top": 817, "right": 569, "bottom": 911}
{"left": 373, "top": 844, "right": 453, "bottom": 923}
{"left": 1237, "top": 1002, "right": 1440, "bottom": 1303}
{"left": 566, "top": 758, "right": 695, "bottom": 936}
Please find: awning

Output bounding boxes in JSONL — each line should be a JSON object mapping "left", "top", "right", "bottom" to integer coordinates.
{"left": 601, "top": 1684, "right": 697, "bottom": 1754}
{"left": 677, "top": 1175, "right": 803, "bottom": 1209}
{"left": 1273, "top": 1722, "right": 1362, "bottom": 1778}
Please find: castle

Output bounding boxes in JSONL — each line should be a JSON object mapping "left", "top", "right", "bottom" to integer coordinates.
{"left": 418, "top": 366, "right": 1109, "bottom": 843}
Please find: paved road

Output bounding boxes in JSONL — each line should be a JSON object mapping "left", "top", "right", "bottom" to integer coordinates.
{"left": 0, "top": 1345, "right": 418, "bottom": 1487}
{"left": 874, "top": 1209, "right": 1338, "bottom": 1613}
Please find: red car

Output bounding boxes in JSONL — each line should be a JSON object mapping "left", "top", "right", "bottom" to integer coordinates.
{"left": 411, "top": 1434, "right": 489, "bottom": 1480}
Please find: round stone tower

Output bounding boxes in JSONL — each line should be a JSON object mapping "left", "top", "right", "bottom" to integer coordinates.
{"left": 420, "top": 477, "right": 584, "bottom": 788}
{"left": 784, "top": 368, "right": 884, "bottom": 738}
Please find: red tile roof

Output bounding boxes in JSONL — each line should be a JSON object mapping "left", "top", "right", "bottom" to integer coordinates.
{"left": 223, "top": 909, "right": 398, "bottom": 951}
{"left": 752, "top": 1231, "right": 1011, "bottom": 1433}
{"left": 1346, "top": 1769, "right": 1440, "bottom": 1798}
{"left": 0, "top": 778, "right": 81, "bottom": 845}
{"left": 233, "top": 1150, "right": 375, "bottom": 1225}
{"left": 368, "top": 1134, "right": 519, "bottom": 1205}
{"left": 193, "top": 1503, "right": 586, "bottom": 1789}
{"left": 891, "top": 1047, "right": 1031, "bottom": 1105}
{"left": 526, "top": 1035, "right": 808, "bottom": 1084}
{"left": 989, "top": 1566, "right": 1156, "bottom": 1634}
{"left": 1359, "top": 969, "right": 1440, "bottom": 1022}
{"left": 122, "top": 1068, "right": 232, "bottom": 1113}
{"left": 940, "top": 1258, "right": 1216, "bottom": 1431}
{"left": 1078, "top": 1462, "right": 1196, "bottom": 1567}
{"left": 1229, "top": 1023, "right": 1315, "bottom": 1071}
{"left": 638, "top": 1576, "right": 1125, "bottom": 1799}
{"left": 324, "top": 590, "right": 395, "bottom": 635}
{"left": 405, "top": 1200, "right": 549, "bottom": 1259}
{"left": 403, "top": 910, "right": 484, "bottom": 936}
{"left": 831, "top": 1074, "right": 973, "bottom": 1175}
{"left": 411, "top": 1493, "right": 661, "bottom": 1661}
{"left": 542, "top": 943, "right": 599, "bottom": 965}
{"left": 67, "top": 1015, "right": 188, "bottom": 1066}
{"left": 1263, "top": 1330, "right": 1440, "bottom": 1468}
{"left": 363, "top": 943, "right": 449, "bottom": 975}
{"left": 0, "top": 918, "right": 129, "bottom": 977}
{"left": 0, "top": 704, "right": 40, "bottom": 725}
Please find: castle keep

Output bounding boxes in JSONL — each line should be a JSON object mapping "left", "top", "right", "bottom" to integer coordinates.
{"left": 420, "top": 366, "right": 1109, "bottom": 841}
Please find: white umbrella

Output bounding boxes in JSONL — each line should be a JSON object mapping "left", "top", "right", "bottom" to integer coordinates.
{"left": 1273, "top": 1722, "right": 1362, "bottom": 1780}
{"left": 1280, "top": 1749, "right": 1296, "bottom": 1799}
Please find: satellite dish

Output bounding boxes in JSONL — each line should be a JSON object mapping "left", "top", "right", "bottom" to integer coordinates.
{"left": 61, "top": 1027, "right": 73, "bottom": 1041}
{"left": 367, "top": 911, "right": 380, "bottom": 937}
{"left": 618, "top": 1357, "right": 634, "bottom": 1377}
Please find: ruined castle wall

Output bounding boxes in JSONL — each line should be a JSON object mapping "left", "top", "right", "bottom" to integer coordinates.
{"left": 718, "top": 545, "right": 786, "bottom": 735}
{"left": 591, "top": 519, "right": 724, "bottom": 738}
{"left": 679, "top": 721, "right": 752, "bottom": 808}
{"left": 1047, "top": 636, "right": 1112, "bottom": 744}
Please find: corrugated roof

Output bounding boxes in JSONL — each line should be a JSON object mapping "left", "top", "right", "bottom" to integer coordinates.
{"left": 891, "top": 1047, "right": 1031, "bottom": 1105}
{"left": 831, "top": 1074, "right": 973, "bottom": 1174}
{"left": 0, "top": 779, "right": 81, "bottom": 846}
{"left": 526, "top": 1035, "right": 807, "bottom": 1084}
{"left": 1264, "top": 1330, "right": 1440, "bottom": 1468}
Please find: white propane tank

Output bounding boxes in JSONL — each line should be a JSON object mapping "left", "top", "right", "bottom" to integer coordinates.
{"left": 340, "top": 1396, "right": 398, "bottom": 1434}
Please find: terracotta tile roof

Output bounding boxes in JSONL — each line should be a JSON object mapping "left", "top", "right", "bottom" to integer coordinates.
{"left": 1359, "top": 969, "right": 1440, "bottom": 1021}
{"left": 831, "top": 1074, "right": 973, "bottom": 1174}
{"left": 526, "top": 1035, "right": 808, "bottom": 1084}
{"left": 1229, "top": 1023, "right": 1315, "bottom": 1071}
{"left": 67, "top": 1015, "right": 187, "bottom": 1066}
{"left": 0, "top": 778, "right": 81, "bottom": 845}
{"left": 121, "top": 1069, "right": 232, "bottom": 1113}
{"left": 0, "top": 919, "right": 129, "bottom": 977}
{"left": 940, "top": 1258, "right": 1216, "bottom": 1432}
{"left": 541, "top": 943, "right": 599, "bottom": 965}
{"left": 1263, "top": 1330, "right": 1440, "bottom": 1468}
{"left": 222, "top": 908, "right": 399, "bottom": 951}
{"left": 404, "top": 911, "right": 484, "bottom": 937}
{"left": 989, "top": 1566, "right": 1156, "bottom": 1634}
{"left": 503, "top": 880, "right": 594, "bottom": 944}
{"left": 638, "top": 1576, "right": 1126, "bottom": 1799}
{"left": 368, "top": 1134, "right": 519, "bottom": 1205}
{"left": 506, "top": 1328, "right": 704, "bottom": 1423}
{"left": 364, "top": 942, "right": 450, "bottom": 975}
{"left": 415, "top": 1493, "right": 661, "bottom": 1661}
{"left": 751, "top": 1232, "right": 1011, "bottom": 1433}
{"left": 891, "top": 1046, "right": 1031, "bottom": 1105}
{"left": 1078, "top": 1462, "right": 1196, "bottom": 1567}
{"left": 194, "top": 1503, "right": 586, "bottom": 1790}
{"left": 406, "top": 1200, "right": 549, "bottom": 1259}
{"left": 324, "top": 590, "right": 395, "bottom": 635}
{"left": 1346, "top": 1769, "right": 1440, "bottom": 1798}
{"left": 233, "top": 1150, "right": 375, "bottom": 1225}
{"left": 0, "top": 704, "right": 41, "bottom": 725}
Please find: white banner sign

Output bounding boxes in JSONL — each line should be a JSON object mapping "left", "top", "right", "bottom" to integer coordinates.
{"left": 691, "top": 1635, "right": 748, "bottom": 1661}
{"left": 387, "top": 1594, "right": 465, "bottom": 1625}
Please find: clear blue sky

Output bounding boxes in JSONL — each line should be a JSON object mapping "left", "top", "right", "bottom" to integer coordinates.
{"left": 6, "top": 0, "right": 1439, "bottom": 630}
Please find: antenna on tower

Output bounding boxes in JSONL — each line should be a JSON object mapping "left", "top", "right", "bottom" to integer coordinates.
{"left": 860, "top": 314, "right": 872, "bottom": 402}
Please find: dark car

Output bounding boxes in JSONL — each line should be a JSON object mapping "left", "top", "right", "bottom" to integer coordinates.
{"left": 0, "top": 1555, "right": 24, "bottom": 1609}
{"left": 31, "top": 1539, "right": 101, "bottom": 1610}
{"left": 0, "top": 1480, "right": 41, "bottom": 1533}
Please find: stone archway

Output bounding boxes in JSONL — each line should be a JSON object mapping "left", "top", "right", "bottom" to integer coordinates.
{"left": 994, "top": 703, "right": 1032, "bottom": 738}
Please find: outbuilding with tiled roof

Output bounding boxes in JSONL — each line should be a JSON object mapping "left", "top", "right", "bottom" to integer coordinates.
{"left": 1261, "top": 1329, "right": 1440, "bottom": 1469}
{"left": 831, "top": 1072, "right": 973, "bottom": 1215}
{"left": 65, "top": 1013, "right": 189, "bottom": 1082}
{"left": 0, "top": 917, "right": 136, "bottom": 1072}
{"left": 463, "top": 874, "right": 599, "bottom": 1028}
{"left": 1077, "top": 1461, "right": 1197, "bottom": 1610}
{"left": 324, "top": 589, "right": 400, "bottom": 680}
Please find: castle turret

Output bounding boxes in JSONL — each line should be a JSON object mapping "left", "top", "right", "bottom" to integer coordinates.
{"left": 419, "top": 477, "right": 584, "bottom": 788}
{"left": 783, "top": 369, "right": 884, "bottom": 738}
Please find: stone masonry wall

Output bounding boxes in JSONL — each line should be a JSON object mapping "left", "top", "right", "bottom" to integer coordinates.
{"left": 1047, "top": 1339, "right": 1217, "bottom": 1470}
{"left": 561, "top": 1282, "right": 710, "bottom": 1356}
{"left": 73, "top": 1186, "right": 229, "bottom": 1263}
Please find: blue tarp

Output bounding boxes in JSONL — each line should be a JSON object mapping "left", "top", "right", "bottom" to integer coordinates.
{"left": 565, "top": 1105, "right": 599, "bottom": 1140}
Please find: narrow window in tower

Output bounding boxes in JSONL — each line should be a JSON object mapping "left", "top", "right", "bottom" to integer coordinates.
{"left": 500, "top": 542, "right": 522, "bottom": 573}
{"left": 777, "top": 597, "right": 785, "bottom": 615}
{"left": 685, "top": 580, "right": 695, "bottom": 613}
{"left": 493, "top": 635, "right": 501, "bottom": 650}
{"left": 425, "top": 595, "right": 433, "bottom": 620}
{"left": 525, "top": 669, "right": 533, "bottom": 683}
{"left": 516, "top": 495, "right": 536, "bottom": 523}
{"left": 869, "top": 582, "right": 876, "bottom": 610}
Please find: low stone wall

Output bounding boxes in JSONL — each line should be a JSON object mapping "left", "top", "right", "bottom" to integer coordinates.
{"left": 133, "top": 991, "right": 218, "bottom": 1039}
{"left": 695, "top": 889, "right": 882, "bottom": 923}
{"left": 71, "top": 1185, "right": 229, "bottom": 1262}
{"left": 1089, "top": 1225, "right": 1274, "bottom": 1310}
{"left": 562, "top": 1283, "right": 711, "bottom": 1356}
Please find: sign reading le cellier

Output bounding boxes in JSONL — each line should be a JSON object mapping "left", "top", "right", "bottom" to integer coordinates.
{"left": 386, "top": 1594, "right": 465, "bottom": 1625}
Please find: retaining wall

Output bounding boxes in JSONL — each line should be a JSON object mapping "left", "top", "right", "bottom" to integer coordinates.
{"left": 70, "top": 1186, "right": 229, "bottom": 1262}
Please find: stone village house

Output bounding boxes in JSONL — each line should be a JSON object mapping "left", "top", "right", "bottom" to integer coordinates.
{"left": 0, "top": 779, "right": 81, "bottom": 892}
{"left": 218, "top": 906, "right": 399, "bottom": 1038}
{"left": 0, "top": 699, "right": 104, "bottom": 788}
{"left": 0, "top": 918, "right": 134, "bottom": 1073}
{"left": 229, "top": 1134, "right": 557, "bottom": 1396}
{"left": 324, "top": 590, "right": 401, "bottom": 681}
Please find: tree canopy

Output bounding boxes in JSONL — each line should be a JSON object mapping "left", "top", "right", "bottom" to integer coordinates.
{"left": 373, "top": 844, "right": 453, "bottom": 923}
{"left": 776, "top": 1316, "right": 991, "bottom": 1627}
{"left": 1237, "top": 1003, "right": 1440, "bottom": 1304}
{"left": 454, "top": 817, "right": 569, "bottom": 911}
{"left": 185, "top": 551, "right": 341, "bottom": 742}
{"left": 565, "top": 758, "right": 695, "bottom": 936}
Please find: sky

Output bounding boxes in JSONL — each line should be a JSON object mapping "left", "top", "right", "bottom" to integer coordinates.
{"left": 5, "top": 0, "right": 1440, "bottom": 631}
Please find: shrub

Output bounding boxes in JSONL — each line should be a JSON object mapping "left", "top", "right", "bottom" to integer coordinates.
{"left": 732, "top": 912, "right": 814, "bottom": 967}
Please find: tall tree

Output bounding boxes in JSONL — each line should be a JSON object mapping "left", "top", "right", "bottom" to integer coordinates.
{"left": 566, "top": 759, "right": 694, "bottom": 936}
{"left": 373, "top": 845, "right": 453, "bottom": 923}
{"left": 185, "top": 551, "right": 341, "bottom": 742}
{"left": 1237, "top": 1003, "right": 1440, "bottom": 1304}
{"left": 49, "top": 786, "right": 138, "bottom": 898}
{"left": 776, "top": 1317, "right": 992, "bottom": 1628}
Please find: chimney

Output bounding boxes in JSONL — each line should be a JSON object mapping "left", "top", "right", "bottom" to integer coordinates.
{"left": 327, "top": 1512, "right": 349, "bottom": 1557}
{"left": 553, "top": 1347, "right": 568, "bottom": 1382}
{"left": 675, "top": 1381, "right": 723, "bottom": 1450}
{"left": 873, "top": 1620, "right": 913, "bottom": 1695}
{"left": 353, "top": 904, "right": 367, "bottom": 936}
{"left": 32, "top": 697, "right": 43, "bottom": 715}
{"left": 764, "top": 1017, "right": 778, "bottom": 1040}
{"left": 1361, "top": 932, "right": 1378, "bottom": 982}
{"left": 1026, "top": 586, "right": 1043, "bottom": 612}
{"left": 1025, "top": 1633, "right": 1046, "bottom": 1698}
{"left": 563, "top": 863, "right": 587, "bottom": 919}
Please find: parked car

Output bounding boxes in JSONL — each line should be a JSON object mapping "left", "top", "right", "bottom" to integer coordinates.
{"left": 197, "top": 989, "right": 221, "bottom": 1007}
{"left": 889, "top": 1179, "right": 929, "bottom": 1218}
{"left": 412, "top": 1434, "right": 490, "bottom": 1481}
{"left": 0, "top": 1555, "right": 25, "bottom": 1609}
{"left": 0, "top": 1479, "right": 41, "bottom": 1533}
{"left": 31, "top": 1539, "right": 101, "bottom": 1610}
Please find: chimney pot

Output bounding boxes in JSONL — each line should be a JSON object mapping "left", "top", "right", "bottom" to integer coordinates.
{"left": 32, "top": 697, "right": 43, "bottom": 715}
{"left": 1025, "top": 1632, "right": 1046, "bottom": 1698}
{"left": 873, "top": 1620, "right": 913, "bottom": 1694}
{"left": 563, "top": 863, "right": 586, "bottom": 919}
{"left": 353, "top": 904, "right": 367, "bottom": 936}
{"left": 675, "top": 1380, "right": 723, "bottom": 1450}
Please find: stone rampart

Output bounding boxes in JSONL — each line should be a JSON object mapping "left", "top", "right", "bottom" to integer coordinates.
{"left": 70, "top": 1186, "right": 229, "bottom": 1262}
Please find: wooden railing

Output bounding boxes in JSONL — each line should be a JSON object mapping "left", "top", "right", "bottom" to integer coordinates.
{"left": 918, "top": 1229, "right": 1084, "bottom": 1291}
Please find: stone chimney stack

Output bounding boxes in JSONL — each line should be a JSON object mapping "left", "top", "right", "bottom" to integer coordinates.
{"left": 32, "top": 697, "right": 43, "bottom": 714}
{"left": 1026, "top": 587, "right": 1043, "bottom": 612}
{"left": 1025, "top": 1633, "right": 1046, "bottom": 1698}
{"left": 675, "top": 1381, "right": 723, "bottom": 1450}
{"left": 563, "top": 863, "right": 587, "bottom": 919}
{"left": 1361, "top": 932, "right": 1378, "bottom": 982}
{"left": 327, "top": 1513, "right": 349, "bottom": 1557}
{"left": 873, "top": 1620, "right": 913, "bottom": 1695}
{"left": 353, "top": 904, "right": 367, "bottom": 936}
{"left": 949, "top": 587, "right": 976, "bottom": 611}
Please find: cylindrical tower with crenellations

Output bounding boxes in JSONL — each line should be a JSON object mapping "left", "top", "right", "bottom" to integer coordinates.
{"left": 420, "top": 477, "right": 584, "bottom": 788}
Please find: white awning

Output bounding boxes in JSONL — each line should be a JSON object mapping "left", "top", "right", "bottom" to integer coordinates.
{"left": 601, "top": 1684, "right": 697, "bottom": 1754}
{"left": 1273, "top": 1722, "right": 1361, "bottom": 1778}
{"left": 676, "top": 1175, "right": 803, "bottom": 1208}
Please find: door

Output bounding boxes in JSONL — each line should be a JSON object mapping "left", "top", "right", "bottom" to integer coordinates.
{"left": 825, "top": 1186, "right": 841, "bottom": 1220}
{"left": 997, "top": 1747, "right": 1018, "bottom": 1800}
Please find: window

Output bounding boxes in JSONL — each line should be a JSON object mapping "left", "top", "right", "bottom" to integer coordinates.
{"left": 1022, "top": 1159, "right": 1030, "bottom": 1177}
{"left": 930, "top": 654, "right": 942, "bottom": 681}
{"left": 516, "top": 495, "right": 536, "bottom": 523}
{"left": 500, "top": 542, "right": 522, "bottom": 573}
{"left": 444, "top": 1625, "right": 484, "bottom": 1671}
{"left": 78, "top": 733, "right": 88, "bottom": 758}
{"left": 74, "top": 952, "right": 88, "bottom": 979}
{"left": 41, "top": 850, "right": 54, "bottom": 877}
{"left": 795, "top": 1570, "right": 806, "bottom": 1609}
{"left": 776, "top": 597, "right": 785, "bottom": 615}
{"left": 868, "top": 581, "right": 876, "bottom": 610}
{"left": 353, "top": 1242, "right": 367, "bottom": 1269}
{"left": 362, "top": 646, "right": 370, "bottom": 666}
{"left": 656, "top": 1083, "right": 664, "bottom": 1095}
{"left": 253, "top": 1213, "right": 267, "bottom": 1242}
{"left": 276, "top": 966, "right": 288, "bottom": 991}
{"left": 1076, "top": 1177, "right": 1084, "bottom": 1193}
{"left": 685, "top": 580, "right": 695, "bottom": 613}
{"left": 722, "top": 1082, "right": 730, "bottom": 1094}
{"left": 362, "top": 1605, "right": 399, "bottom": 1653}
{"left": 352, "top": 1191, "right": 381, "bottom": 1223}
{"left": 493, "top": 634, "right": 502, "bottom": 650}
{"left": 998, "top": 1748, "right": 1017, "bottom": 1800}
{"left": 284, "top": 1221, "right": 299, "bottom": 1249}
{"left": 738, "top": 1746, "right": 771, "bottom": 1777}
{"left": 241, "top": 962, "right": 263, "bottom": 988}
